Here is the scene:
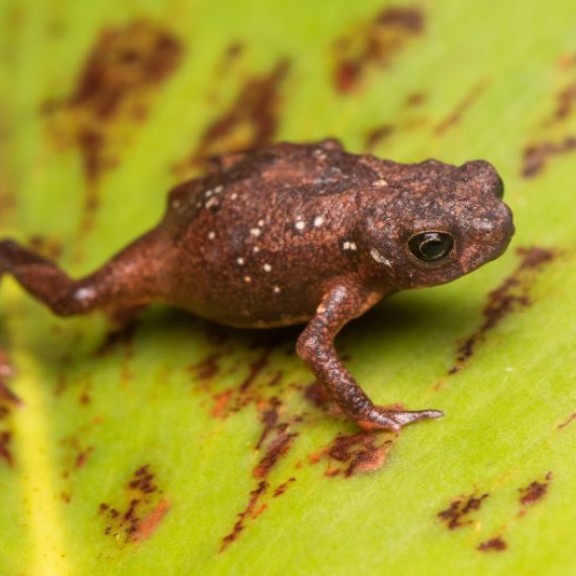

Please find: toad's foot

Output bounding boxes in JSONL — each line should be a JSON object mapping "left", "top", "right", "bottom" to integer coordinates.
{"left": 356, "top": 407, "right": 444, "bottom": 432}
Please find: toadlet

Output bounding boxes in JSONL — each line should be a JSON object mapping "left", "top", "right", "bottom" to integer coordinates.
{"left": 0, "top": 139, "right": 514, "bottom": 431}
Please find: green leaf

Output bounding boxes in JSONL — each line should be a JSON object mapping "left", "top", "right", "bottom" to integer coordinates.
{"left": 2, "top": 1, "right": 576, "bottom": 574}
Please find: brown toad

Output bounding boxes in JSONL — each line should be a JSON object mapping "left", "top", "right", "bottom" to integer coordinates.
{"left": 0, "top": 139, "right": 514, "bottom": 431}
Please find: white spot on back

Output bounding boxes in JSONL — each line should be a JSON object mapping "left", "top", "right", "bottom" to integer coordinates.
{"left": 230, "top": 192, "right": 238, "bottom": 200}
{"left": 244, "top": 275, "right": 252, "bottom": 283}
{"left": 257, "top": 219, "right": 265, "bottom": 227}
{"left": 237, "top": 257, "right": 245, "bottom": 265}
{"left": 205, "top": 197, "right": 219, "bottom": 209}
{"left": 370, "top": 247, "right": 392, "bottom": 267}
{"left": 373, "top": 179, "right": 389, "bottom": 187}
{"left": 253, "top": 246, "right": 260, "bottom": 253}
{"left": 273, "top": 286, "right": 281, "bottom": 294}
{"left": 313, "top": 216, "right": 325, "bottom": 228}
{"left": 263, "top": 263, "right": 272, "bottom": 272}
{"left": 250, "top": 228, "right": 262, "bottom": 237}
{"left": 208, "top": 231, "right": 216, "bottom": 240}
{"left": 342, "top": 241, "right": 357, "bottom": 251}
{"left": 295, "top": 219, "right": 305, "bottom": 231}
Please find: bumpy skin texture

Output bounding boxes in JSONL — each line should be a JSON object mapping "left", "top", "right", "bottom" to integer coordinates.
{"left": 0, "top": 140, "right": 514, "bottom": 431}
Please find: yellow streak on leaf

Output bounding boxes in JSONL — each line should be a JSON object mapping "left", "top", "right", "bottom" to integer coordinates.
{"left": 6, "top": 284, "right": 71, "bottom": 576}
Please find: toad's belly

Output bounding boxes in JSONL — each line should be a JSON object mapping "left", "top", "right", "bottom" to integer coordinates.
{"left": 162, "top": 271, "right": 324, "bottom": 328}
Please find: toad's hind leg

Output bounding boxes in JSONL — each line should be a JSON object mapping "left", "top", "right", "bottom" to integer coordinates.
{"left": 0, "top": 230, "right": 165, "bottom": 316}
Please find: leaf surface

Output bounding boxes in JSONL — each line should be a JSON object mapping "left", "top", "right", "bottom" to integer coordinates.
{"left": 1, "top": 1, "right": 576, "bottom": 574}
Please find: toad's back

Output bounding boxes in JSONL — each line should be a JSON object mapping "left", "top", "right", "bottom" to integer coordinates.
{"left": 157, "top": 141, "right": 384, "bottom": 326}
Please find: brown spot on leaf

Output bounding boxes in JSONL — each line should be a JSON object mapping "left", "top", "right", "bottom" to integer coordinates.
{"left": 74, "top": 446, "right": 94, "bottom": 470}
{"left": 178, "top": 58, "right": 290, "bottom": 173}
{"left": 435, "top": 80, "right": 487, "bottom": 135}
{"left": 303, "top": 380, "right": 353, "bottom": 422}
{"left": 220, "top": 396, "right": 299, "bottom": 552}
{"left": 273, "top": 477, "right": 296, "bottom": 497}
{"left": 557, "top": 52, "right": 576, "bottom": 70}
{"left": 220, "top": 481, "right": 268, "bottom": 552}
{"left": 449, "top": 246, "right": 556, "bottom": 374}
{"left": 519, "top": 472, "right": 552, "bottom": 508}
{"left": 99, "top": 464, "right": 169, "bottom": 543}
{"left": 303, "top": 381, "right": 332, "bottom": 411}
{"left": 68, "top": 21, "right": 182, "bottom": 121}
{"left": 45, "top": 20, "right": 182, "bottom": 234}
{"left": 78, "top": 388, "right": 91, "bottom": 406}
{"left": 0, "top": 431, "right": 13, "bottom": 467}
{"left": 255, "top": 395, "right": 282, "bottom": 449}
{"left": 129, "top": 499, "right": 171, "bottom": 543}
{"left": 405, "top": 92, "right": 426, "bottom": 107}
{"left": 27, "top": 234, "right": 64, "bottom": 261}
{"left": 0, "top": 114, "right": 17, "bottom": 225}
{"left": 311, "top": 431, "right": 395, "bottom": 477}
{"left": 478, "top": 536, "right": 507, "bottom": 552}
{"left": 253, "top": 424, "right": 297, "bottom": 479}
{"left": 553, "top": 81, "right": 576, "bottom": 122}
{"left": 521, "top": 136, "right": 576, "bottom": 178}
{"left": 60, "top": 434, "right": 95, "bottom": 475}
{"left": 437, "top": 493, "right": 489, "bottom": 530}
{"left": 332, "top": 6, "right": 425, "bottom": 93}
{"left": 266, "top": 370, "right": 283, "bottom": 388}
{"left": 545, "top": 53, "right": 576, "bottom": 123}
{"left": 209, "top": 389, "right": 234, "bottom": 419}
{"left": 128, "top": 465, "right": 159, "bottom": 493}
{"left": 200, "top": 341, "right": 280, "bottom": 419}
{"left": 240, "top": 344, "right": 275, "bottom": 393}
{"left": 522, "top": 51, "right": 576, "bottom": 175}
{"left": 189, "top": 353, "right": 220, "bottom": 381}
{"left": 363, "top": 124, "right": 395, "bottom": 152}
{"left": 557, "top": 412, "right": 576, "bottom": 430}
{"left": 216, "top": 41, "right": 245, "bottom": 75}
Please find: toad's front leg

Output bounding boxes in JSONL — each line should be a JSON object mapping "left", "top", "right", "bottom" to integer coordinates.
{"left": 296, "top": 281, "right": 443, "bottom": 432}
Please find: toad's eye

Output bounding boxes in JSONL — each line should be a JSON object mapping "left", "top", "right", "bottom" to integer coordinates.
{"left": 408, "top": 231, "right": 454, "bottom": 262}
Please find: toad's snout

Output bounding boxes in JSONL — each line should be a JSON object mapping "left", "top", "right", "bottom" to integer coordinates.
{"left": 462, "top": 202, "right": 514, "bottom": 274}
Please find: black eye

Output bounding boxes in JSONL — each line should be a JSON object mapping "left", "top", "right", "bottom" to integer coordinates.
{"left": 408, "top": 231, "right": 454, "bottom": 262}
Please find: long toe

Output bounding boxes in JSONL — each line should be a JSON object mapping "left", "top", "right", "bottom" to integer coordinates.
{"left": 391, "top": 409, "right": 444, "bottom": 427}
